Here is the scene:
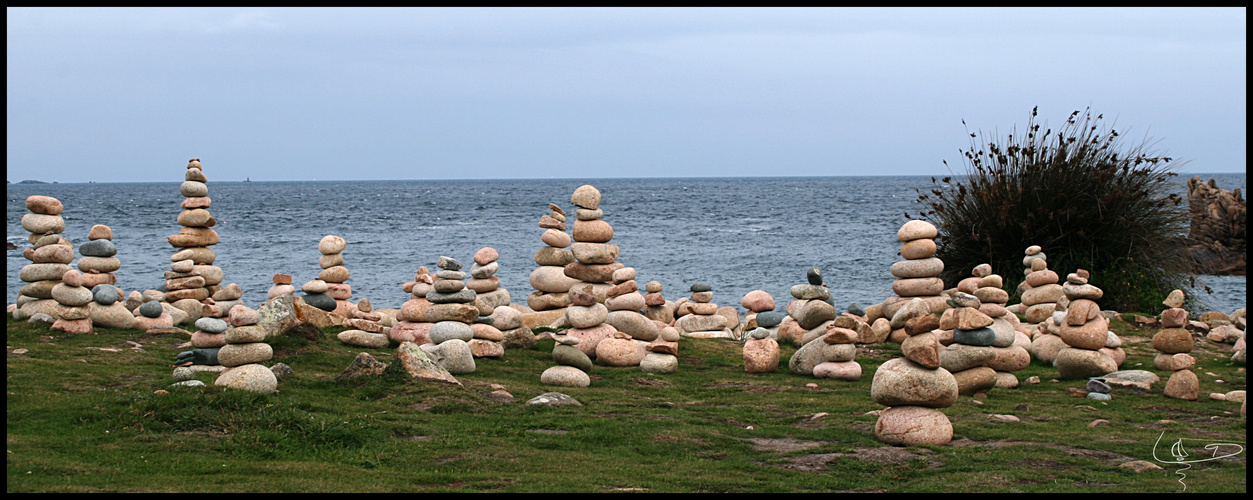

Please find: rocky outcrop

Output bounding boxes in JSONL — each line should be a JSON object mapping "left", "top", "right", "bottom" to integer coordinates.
{"left": 1185, "top": 176, "right": 1245, "bottom": 275}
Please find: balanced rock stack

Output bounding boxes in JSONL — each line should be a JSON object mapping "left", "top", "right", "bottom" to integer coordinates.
{"left": 270, "top": 273, "right": 298, "bottom": 301}
{"left": 1014, "top": 245, "right": 1048, "bottom": 297}
{"left": 541, "top": 329, "right": 593, "bottom": 388}
{"left": 675, "top": 283, "right": 734, "bottom": 339}
{"left": 78, "top": 224, "right": 120, "bottom": 290}
{"left": 882, "top": 220, "right": 949, "bottom": 321}
{"left": 564, "top": 185, "right": 625, "bottom": 303}
{"left": 391, "top": 267, "right": 435, "bottom": 344}
{"left": 778, "top": 268, "right": 837, "bottom": 346}
{"left": 563, "top": 285, "right": 621, "bottom": 362}
{"left": 211, "top": 283, "right": 245, "bottom": 314}
{"left": 1154, "top": 289, "right": 1199, "bottom": 400}
{"left": 528, "top": 203, "right": 579, "bottom": 312}
{"left": 1028, "top": 296, "right": 1071, "bottom": 364}
{"left": 789, "top": 319, "right": 863, "bottom": 381}
{"left": 421, "top": 256, "right": 477, "bottom": 375}
{"left": 740, "top": 290, "right": 777, "bottom": 337}
{"left": 641, "top": 280, "right": 676, "bottom": 325}
{"left": 49, "top": 270, "right": 94, "bottom": 334}
{"left": 132, "top": 297, "right": 174, "bottom": 330}
{"left": 165, "top": 158, "right": 226, "bottom": 317}
{"left": 956, "top": 264, "right": 1031, "bottom": 388}
{"left": 88, "top": 281, "right": 134, "bottom": 330}
{"left": 870, "top": 306, "right": 959, "bottom": 445}
{"left": 743, "top": 327, "right": 781, "bottom": 373}
{"left": 214, "top": 305, "right": 278, "bottom": 394}
{"left": 1015, "top": 251, "right": 1064, "bottom": 324}
{"left": 316, "top": 235, "right": 353, "bottom": 317}
{"left": 190, "top": 315, "right": 229, "bottom": 353}
{"left": 1053, "top": 270, "right": 1120, "bottom": 379}
{"left": 469, "top": 247, "right": 510, "bottom": 317}
{"left": 603, "top": 267, "right": 661, "bottom": 343}
{"left": 15, "top": 195, "right": 72, "bottom": 320}
{"left": 936, "top": 291, "right": 1001, "bottom": 396}
{"left": 640, "top": 323, "right": 681, "bottom": 374}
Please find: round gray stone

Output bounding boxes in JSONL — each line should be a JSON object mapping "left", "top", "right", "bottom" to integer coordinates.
{"left": 756, "top": 311, "right": 784, "bottom": 328}
{"left": 690, "top": 282, "right": 712, "bottom": 293}
{"left": 138, "top": 300, "right": 164, "bottom": 318}
{"left": 430, "top": 321, "right": 474, "bottom": 344}
{"left": 79, "top": 239, "right": 118, "bottom": 257}
{"left": 195, "top": 317, "right": 230, "bottom": 334}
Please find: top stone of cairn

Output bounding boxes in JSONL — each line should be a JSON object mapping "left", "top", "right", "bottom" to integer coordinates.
{"left": 897, "top": 220, "right": 938, "bottom": 242}
{"left": 571, "top": 185, "right": 601, "bottom": 210}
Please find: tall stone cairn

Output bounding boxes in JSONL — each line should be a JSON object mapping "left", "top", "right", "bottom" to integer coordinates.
{"left": 1154, "top": 289, "right": 1199, "bottom": 400}
{"left": 1016, "top": 248, "right": 1064, "bottom": 324}
{"left": 1053, "top": 269, "right": 1119, "bottom": 379}
{"left": 391, "top": 266, "right": 435, "bottom": 344}
{"left": 778, "top": 267, "right": 837, "bottom": 346}
{"left": 936, "top": 290, "right": 1000, "bottom": 396}
{"left": 421, "top": 256, "right": 477, "bottom": 375}
{"left": 871, "top": 301, "right": 959, "bottom": 445}
{"left": 528, "top": 202, "right": 578, "bottom": 311}
{"left": 1014, "top": 245, "right": 1048, "bottom": 297}
{"left": 49, "top": 269, "right": 94, "bottom": 334}
{"left": 165, "top": 158, "right": 226, "bottom": 323}
{"left": 214, "top": 304, "right": 278, "bottom": 394}
{"left": 958, "top": 264, "right": 1031, "bottom": 389}
{"left": 564, "top": 185, "right": 624, "bottom": 304}
{"left": 467, "top": 248, "right": 507, "bottom": 360}
{"left": 882, "top": 220, "right": 949, "bottom": 328}
{"left": 316, "top": 235, "right": 353, "bottom": 317}
{"left": 15, "top": 195, "right": 72, "bottom": 320}
{"left": 562, "top": 285, "right": 620, "bottom": 362}
{"left": 604, "top": 267, "right": 661, "bottom": 342}
{"left": 675, "top": 282, "right": 734, "bottom": 339}
{"left": 1185, "top": 176, "right": 1245, "bottom": 275}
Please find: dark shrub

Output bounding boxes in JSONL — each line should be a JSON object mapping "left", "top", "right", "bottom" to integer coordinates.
{"left": 908, "top": 106, "right": 1197, "bottom": 313}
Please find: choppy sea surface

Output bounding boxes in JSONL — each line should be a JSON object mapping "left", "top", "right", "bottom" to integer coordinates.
{"left": 7, "top": 173, "right": 1246, "bottom": 316}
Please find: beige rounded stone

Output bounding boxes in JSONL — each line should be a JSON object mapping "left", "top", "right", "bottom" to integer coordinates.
{"left": 1163, "top": 369, "right": 1199, "bottom": 400}
{"left": 899, "top": 238, "right": 937, "bottom": 260}
{"left": 896, "top": 220, "right": 938, "bottom": 242}
{"left": 570, "top": 242, "right": 620, "bottom": 264}
{"left": 890, "top": 257, "right": 944, "bottom": 279}
{"left": 25, "top": 195, "right": 64, "bottom": 215}
{"left": 214, "top": 364, "right": 278, "bottom": 394}
{"left": 743, "top": 337, "right": 781, "bottom": 373}
{"left": 540, "top": 365, "right": 590, "bottom": 387}
{"left": 29, "top": 244, "right": 75, "bottom": 264}
{"left": 875, "top": 406, "right": 952, "bottom": 446}
{"left": 168, "top": 227, "right": 219, "bottom": 248}
{"left": 594, "top": 337, "right": 646, "bottom": 366}
{"left": 217, "top": 343, "right": 273, "bottom": 367}
{"left": 176, "top": 208, "right": 215, "bottom": 228}
{"left": 901, "top": 331, "right": 942, "bottom": 368}
{"left": 1054, "top": 347, "right": 1118, "bottom": 379}
{"left": 952, "top": 366, "right": 998, "bottom": 395}
{"left": 871, "top": 357, "right": 958, "bottom": 408}
{"left": 171, "top": 247, "right": 216, "bottom": 265}
{"left": 319, "top": 266, "right": 350, "bottom": 283}
{"left": 179, "top": 180, "right": 209, "bottom": 197}
{"left": 571, "top": 184, "right": 602, "bottom": 209}
{"left": 566, "top": 323, "right": 619, "bottom": 359}
{"left": 21, "top": 213, "right": 66, "bottom": 234}
{"left": 892, "top": 277, "right": 945, "bottom": 297}
{"left": 566, "top": 303, "right": 609, "bottom": 329}
{"left": 1151, "top": 328, "right": 1194, "bottom": 354}
{"left": 572, "top": 219, "right": 614, "bottom": 243}
{"left": 318, "top": 235, "right": 346, "bottom": 255}
{"left": 530, "top": 266, "right": 582, "bottom": 293}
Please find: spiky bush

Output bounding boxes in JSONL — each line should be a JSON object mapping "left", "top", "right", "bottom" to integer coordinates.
{"left": 908, "top": 106, "right": 1198, "bottom": 313}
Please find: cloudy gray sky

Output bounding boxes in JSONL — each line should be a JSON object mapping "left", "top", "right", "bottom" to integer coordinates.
{"left": 6, "top": 7, "right": 1246, "bottom": 182}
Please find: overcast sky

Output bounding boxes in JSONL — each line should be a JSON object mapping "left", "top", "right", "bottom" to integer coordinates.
{"left": 6, "top": 7, "right": 1247, "bottom": 182}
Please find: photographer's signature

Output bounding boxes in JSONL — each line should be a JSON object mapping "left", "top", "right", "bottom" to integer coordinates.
{"left": 1152, "top": 431, "right": 1244, "bottom": 492}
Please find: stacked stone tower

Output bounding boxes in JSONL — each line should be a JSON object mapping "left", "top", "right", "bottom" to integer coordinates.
{"left": 316, "top": 235, "right": 353, "bottom": 316}
{"left": 1154, "top": 289, "right": 1200, "bottom": 400}
{"left": 391, "top": 266, "right": 435, "bottom": 344}
{"left": 15, "top": 195, "right": 72, "bottom": 320}
{"left": 779, "top": 268, "right": 837, "bottom": 345}
{"left": 674, "top": 283, "right": 734, "bottom": 339}
{"left": 882, "top": 220, "right": 948, "bottom": 322}
{"left": 214, "top": 305, "right": 278, "bottom": 394}
{"left": 528, "top": 203, "right": 579, "bottom": 312}
{"left": 1053, "top": 270, "right": 1119, "bottom": 379}
{"left": 164, "top": 159, "right": 226, "bottom": 322}
{"left": 564, "top": 185, "right": 624, "bottom": 303}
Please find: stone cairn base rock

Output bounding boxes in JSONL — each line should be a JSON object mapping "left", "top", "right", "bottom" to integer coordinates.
{"left": 880, "top": 220, "right": 950, "bottom": 326}
{"left": 1012, "top": 246, "right": 1063, "bottom": 325}
{"left": 743, "top": 327, "right": 781, "bottom": 373}
{"left": 542, "top": 330, "right": 592, "bottom": 387}
{"left": 315, "top": 235, "right": 354, "bottom": 317}
{"left": 674, "top": 283, "right": 734, "bottom": 339}
{"left": 392, "top": 266, "right": 436, "bottom": 344}
{"left": 935, "top": 291, "right": 999, "bottom": 396}
{"left": 419, "top": 256, "right": 477, "bottom": 374}
{"left": 88, "top": 279, "right": 133, "bottom": 330}
{"left": 214, "top": 304, "right": 278, "bottom": 394}
{"left": 1053, "top": 269, "right": 1121, "bottom": 379}
{"left": 871, "top": 304, "right": 959, "bottom": 445}
{"left": 528, "top": 202, "right": 578, "bottom": 312}
{"left": 641, "top": 280, "right": 676, "bottom": 325}
{"left": 165, "top": 159, "right": 226, "bottom": 323}
{"left": 740, "top": 290, "right": 777, "bottom": 338}
{"left": 778, "top": 268, "right": 837, "bottom": 346}
{"left": 1154, "top": 289, "right": 1199, "bottom": 400}
{"left": 956, "top": 264, "right": 1030, "bottom": 389}
{"left": 14, "top": 195, "right": 72, "bottom": 321}
{"left": 1184, "top": 176, "right": 1245, "bottom": 275}
{"left": 49, "top": 269, "right": 94, "bottom": 334}
{"left": 132, "top": 294, "right": 174, "bottom": 330}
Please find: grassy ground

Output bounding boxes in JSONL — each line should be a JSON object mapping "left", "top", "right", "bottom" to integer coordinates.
{"left": 5, "top": 313, "right": 1246, "bottom": 493}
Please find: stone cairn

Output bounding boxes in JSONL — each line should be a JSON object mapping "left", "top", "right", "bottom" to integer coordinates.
{"left": 955, "top": 264, "right": 1031, "bottom": 389}
{"left": 271, "top": 273, "right": 298, "bottom": 301}
{"left": 1012, "top": 245, "right": 1047, "bottom": 300}
{"left": 1015, "top": 248, "right": 1064, "bottom": 326}
{"left": 467, "top": 248, "right": 508, "bottom": 360}
{"left": 743, "top": 326, "right": 781, "bottom": 373}
{"left": 1029, "top": 295, "right": 1070, "bottom": 365}
{"left": 640, "top": 322, "right": 681, "bottom": 374}
{"left": 164, "top": 158, "right": 227, "bottom": 323}
{"left": 469, "top": 247, "right": 510, "bottom": 320}
{"left": 935, "top": 291, "right": 1000, "bottom": 396}
{"left": 1153, "top": 289, "right": 1200, "bottom": 400}
{"left": 315, "top": 235, "right": 353, "bottom": 317}
{"left": 391, "top": 266, "right": 436, "bottom": 344}
{"left": 1053, "top": 269, "right": 1121, "bottom": 379}
{"left": 420, "top": 256, "right": 477, "bottom": 375}
{"left": 788, "top": 316, "right": 864, "bottom": 381}
{"left": 78, "top": 224, "right": 120, "bottom": 290}
{"left": 528, "top": 202, "right": 579, "bottom": 312}
{"left": 542, "top": 327, "right": 593, "bottom": 388}
{"left": 563, "top": 285, "right": 622, "bottom": 364}
{"left": 15, "top": 195, "right": 72, "bottom": 320}
{"left": 49, "top": 270, "right": 94, "bottom": 334}
{"left": 740, "top": 290, "right": 777, "bottom": 338}
{"left": 88, "top": 281, "right": 134, "bottom": 330}
{"left": 604, "top": 267, "right": 661, "bottom": 345}
{"left": 214, "top": 305, "right": 278, "bottom": 394}
{"left": 674, "top": 283, "right": 734, "bottom": 339}
{"left": 778, "top": 268, "right": 837, "bottom": 346}
{"left": 870, "top": 299, "right": 959, "bottom": 445}
{"left": 881, "top": 220, "right": 949, "bottom": 330}
{"left": 132, "top": 295, "right": 174, "bottom": 330}
{"left": 641, "top": 280, "right": 676, "bottom": 325}
{"left": 565, "top": 184, "right": 625, "bottom": 304}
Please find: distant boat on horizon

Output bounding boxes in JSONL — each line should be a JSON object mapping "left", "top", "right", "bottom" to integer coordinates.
{"left": 245, "top": 177, "right": 251, "bottom": 182}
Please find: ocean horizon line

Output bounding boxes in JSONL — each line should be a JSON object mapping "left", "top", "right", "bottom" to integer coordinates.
{"left": 7, "top": 171, "right": 1245, "bottom": 186}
